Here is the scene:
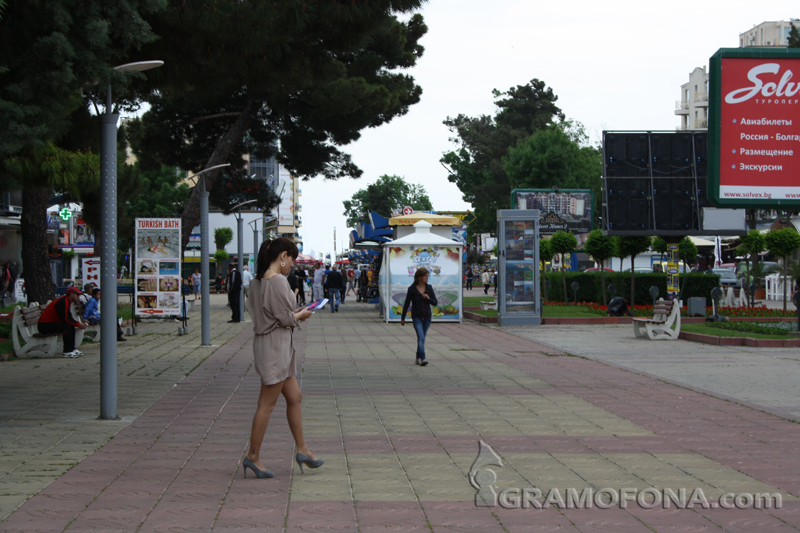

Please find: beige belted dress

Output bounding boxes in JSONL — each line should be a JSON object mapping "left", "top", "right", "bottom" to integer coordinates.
{"left": 245, "top": 276, "right": 299, "bottom": 386}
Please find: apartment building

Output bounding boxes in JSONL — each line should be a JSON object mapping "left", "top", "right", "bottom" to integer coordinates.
{"left": 740, "top": 20, "right": 798, "bottom": 48}
{"left": 675, "top": 20, "right": 799, "bottom": 131}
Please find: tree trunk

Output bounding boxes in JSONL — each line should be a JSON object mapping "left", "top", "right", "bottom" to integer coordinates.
{"left": 21, "top": 187, "right": 55, "bottom": 305}
{"left": 180, "top": 99, "right": 264, "bottom": 252}
{"left": 561, "top": 254, "right": 567, "bottom": 302}
{"left": 600, "top": 262, "right": 607, "bottom": 306}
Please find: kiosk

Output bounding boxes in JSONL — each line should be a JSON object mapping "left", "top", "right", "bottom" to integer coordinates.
{"left": 497, "top": 209, "right": 541, "bottom": 326}
{"left": 380, "top": 221, "right": 464, "bottom": 323}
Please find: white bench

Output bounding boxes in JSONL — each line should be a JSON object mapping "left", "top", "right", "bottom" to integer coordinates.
{"left": 480, "top": 300, "right": 497, "bottom": 311}
{"left": 633, "top": 298, "right": 682, "bottom": 340}
{"left": 12, "top": 302, "right": 93, "bottom": 358}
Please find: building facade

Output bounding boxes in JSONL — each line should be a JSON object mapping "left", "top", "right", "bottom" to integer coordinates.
{"left": 739, "top": 20, "right": 798, "bottom": 48}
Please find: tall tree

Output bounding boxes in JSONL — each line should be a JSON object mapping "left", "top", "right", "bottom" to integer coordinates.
{"left": 342, "top": 175, "right": 433, "bottom": 229}
{"left": 128, "top": 1, "right": 428, "bottom": 250}
{"left": 504, "top": 121, "right": 602, "bottom": 210}
{"left": 0, "top": 0, "right": 163, "bottom": 300}
{"left": 3, "top": 144, "right": 99, "bottom": 303}
{"left": 441, "top": 79, "right": 564, "bottom": 234}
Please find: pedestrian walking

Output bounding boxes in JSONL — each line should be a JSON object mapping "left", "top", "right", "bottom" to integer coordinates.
{"left": 465, "top": 267, "right": 473, "bottom": 290}
{"left": 227, "top": 263, "right": 242, "bottom": 323}
{"left": 296, "top": 268, "right": 307, "bottom": 305}
{"left": 326, "top": 265, "right": 343, "bottom": 312}
{"left": 242, "top": 265, "right": 253, "bottom": 300}
{"left": 312, "top": 263, "right": 325, "bottom": 302}
{"left": 346, "top": 267, "right": 356, "bottom": 296}
{"left": 481, "top": 269, "right": 491, "bottom": 295}
{"left": 243, "top": 237, "right": 322, "bottom": 479}
{"left": 492, "top": 269, "right": 497, "bottom": 295}
{"left": 399, "top": 268, "right": 438, "bottom": 367}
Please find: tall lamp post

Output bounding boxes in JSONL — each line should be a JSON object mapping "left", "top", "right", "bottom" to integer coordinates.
{"left": 190, "top": 164, "right": 231, "bottom": 346}
{"left": 99, "top": 61, "right": 162, "bottom": 421}
{"left": 231, "top": 199, "right": 257, "bottom": 320}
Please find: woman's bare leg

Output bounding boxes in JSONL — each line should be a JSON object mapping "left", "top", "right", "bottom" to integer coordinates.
{"left": 248, "top": 381, "right": 284, "bottom": 470}
{"left": 282, "top": 376, "right": 315, "bottom": 459}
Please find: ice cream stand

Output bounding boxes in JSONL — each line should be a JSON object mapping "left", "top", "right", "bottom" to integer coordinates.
{"left": 381, "top": 219, "right": 464, "bottom": 323}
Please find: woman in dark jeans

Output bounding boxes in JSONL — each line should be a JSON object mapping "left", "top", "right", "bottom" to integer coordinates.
{"left": 400, "top": 268, "right": 438, "bottom": 366}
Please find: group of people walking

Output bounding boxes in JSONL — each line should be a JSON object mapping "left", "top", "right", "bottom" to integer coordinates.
{"left": 464, "top": 266, "right": 497, "bottom": 295}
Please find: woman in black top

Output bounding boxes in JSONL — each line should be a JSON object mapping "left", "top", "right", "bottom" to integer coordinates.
{"left": 400, "top": 268, "right": 438, "bottom": 366}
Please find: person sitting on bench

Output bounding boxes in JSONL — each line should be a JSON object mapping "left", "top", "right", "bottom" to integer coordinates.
{"left": 607, "top": 296, "right": 632, "bottom": 317}
{"left": 83, "top": 288, "right": 127, "bottom": 341}
{"left": 38, "top": 286, "right": 88, "bottom": 357}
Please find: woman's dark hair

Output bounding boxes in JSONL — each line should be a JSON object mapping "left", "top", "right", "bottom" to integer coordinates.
{"left": 256, "top": 237, "right": 299, "bottom": 279}
{"left": 413, "top": 267, "right": 429, "bottom": 284}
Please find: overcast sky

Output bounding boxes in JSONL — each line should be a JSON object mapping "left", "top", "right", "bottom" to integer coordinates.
{"left": 297, "top": 1, "right": 798, "bottom": 259}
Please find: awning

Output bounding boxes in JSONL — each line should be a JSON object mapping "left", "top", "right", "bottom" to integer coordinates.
{"left": 688, "top": 236, "right": 715, "bottom": 247}
{"left": 387, "top": 212, "right": 461, "bottom": 226}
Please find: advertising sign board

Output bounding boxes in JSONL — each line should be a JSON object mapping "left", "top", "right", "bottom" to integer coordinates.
{"left": 82, "top": 258, "right": 101, "bottom": 288}
{"left": 709, "top": 48, "right": 800, "bottom": 207}
{"left": 135, "top": 218, "right": 181, "bottom": 317}
{"left": 511, "top": 189, "right": 593, "bottom": 246}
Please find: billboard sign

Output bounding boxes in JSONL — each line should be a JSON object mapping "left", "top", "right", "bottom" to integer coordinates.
{"left": 135, "top": 218, "right": 181, "bottom": 316}
{"left": 709, "top": 48, "right": 800, "bottom": 207}
{"left": 511, "top": 189, "right": 594, "bottom": 246}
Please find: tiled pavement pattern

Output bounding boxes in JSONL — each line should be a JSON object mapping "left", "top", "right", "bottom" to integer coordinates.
{"left": 509, "top": 324, "right": 800, "bottom": 422}
{"left": 1, "top": 297, "right": 799, "bottom": 531}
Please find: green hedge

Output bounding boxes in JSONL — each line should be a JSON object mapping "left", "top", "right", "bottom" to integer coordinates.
{"left": 543, "top": 272, "right": 720, "bottom": 306}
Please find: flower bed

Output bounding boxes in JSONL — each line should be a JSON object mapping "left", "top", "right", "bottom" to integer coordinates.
{"left": 584, "top": 302, "right": 798, "bottom": 319}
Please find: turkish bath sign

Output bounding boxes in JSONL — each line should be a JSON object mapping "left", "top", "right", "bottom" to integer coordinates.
{"left": 709, "top": 48, "right": 800, "bottom": 208}
{"left": 135, "top": 218, "right": 181, "bottom": 317}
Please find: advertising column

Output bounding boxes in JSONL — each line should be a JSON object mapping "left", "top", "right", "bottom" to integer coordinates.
{"left": 135, "top": 218, "right": 181, "bottom": 317}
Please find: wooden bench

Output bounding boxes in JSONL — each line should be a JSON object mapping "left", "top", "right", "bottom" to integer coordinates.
{"left": 633, "top": 298, "right": 682, "bottom": 340}
{"left": 12, "top": 301, "right": 94, "bottom": 358}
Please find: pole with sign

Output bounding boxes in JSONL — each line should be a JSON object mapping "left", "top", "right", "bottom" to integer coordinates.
{"left": 82, "top": 258, "right": 101, "bottom": 288}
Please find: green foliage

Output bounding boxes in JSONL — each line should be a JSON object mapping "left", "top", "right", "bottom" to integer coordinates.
{"left": 765, "top": 227, "right": 800, "bottom": 310}
{"left": 707, "top": 321, "right": 792, "bottom": 336}
{"left": 504, "top": 121, "right": 601, "bottom": 206}
{"left": 765, "top": 227, "right": 800, "bottom": 259}
{"left": 550, "top": 231, "right": 578, "bottom": 255}
{"left": 212, "top": 170, "right": 280, "bottom": 215}
{"left": 615, "top": 235, "right": 651, "bottom": 307}
{"left": 214, "top": 228, "right": 234, "bottom": 250}
{"left": 584, "top": 229, "right": 615, "bottom": 304}
{"left": 740, "top": 229, "right": 766, "bottom": 257}
{"left": 539, "top": 238, "right": 554, "bottom": 263}
{"left": 2, "top": 142, "right": 99, "bottom": 193}
{"left": 440, "top": 79, "right": 564, "bottom": 234}
{"left": 213, "top": 249, "right": 230, "bottom": 263}
{"left": 652, "top": 237, "right": 667, "bottom": 261}
{"left": 466, "top": 249, "right": 486, "bottom": 265}
{"left": 543, "top": 271, "right": 719, "bottom": 306}
{"left": 789, "top": 23, "right": 800, "bottom": 48}
{"left": 342, "top": 175, "right": 433, "bottom": 228}
{"left": 61, "top": 250, "right": 76, "bottom": 262}
{"left": 678, "top": 236, "right": 698, "bottom": 268}
{"left": 0, "top": 0, "right": 162, "bottom": 160}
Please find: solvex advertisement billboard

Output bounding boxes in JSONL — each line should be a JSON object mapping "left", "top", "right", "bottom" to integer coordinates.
{"left": 709, "top": 48, "right": 800, "bottom": 208}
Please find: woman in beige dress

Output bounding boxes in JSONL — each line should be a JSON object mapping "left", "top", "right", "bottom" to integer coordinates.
{"left": 242, "top": 237, "right": 323, "bottom": 478}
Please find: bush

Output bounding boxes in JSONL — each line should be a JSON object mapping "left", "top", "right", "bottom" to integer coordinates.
{"left": 542, "top": 271, "right": 721, "bottom": 306}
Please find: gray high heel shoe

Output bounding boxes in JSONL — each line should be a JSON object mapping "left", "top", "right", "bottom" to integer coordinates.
{"left": 295, "top": 453, "right": 324, "bottom": 473}
{"left": 243, "top": 456, "right": 274, "bottom": 478}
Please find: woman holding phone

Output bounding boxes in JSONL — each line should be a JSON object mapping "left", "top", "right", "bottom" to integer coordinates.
{"left": 243, "top": 237, "right": 323, "bottom": 478}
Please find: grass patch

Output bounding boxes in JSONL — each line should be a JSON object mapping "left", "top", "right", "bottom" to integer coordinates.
{"left": 542, "top": 305, "right": 599, "bottom": 318}
{"left": 472, "top": 309, "right": 497, "bottom": 317}
{"left": 464, "top": 296, "right": 495, "bottom": 307}
{"left": 118, "top": 304, "right": 133, "bottom": 322}
{"left": 682, "top": 323, "right": 794, "bottom": 340}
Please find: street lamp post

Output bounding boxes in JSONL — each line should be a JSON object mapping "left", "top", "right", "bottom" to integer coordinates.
{"left": 190, "top": 164, "right": 231, "bottom": 346}
{"left": 99, "top": 61, "right": 162, "bottom": 421}
{"left": 231, "top": 199, "right": 256, "bottom": 321}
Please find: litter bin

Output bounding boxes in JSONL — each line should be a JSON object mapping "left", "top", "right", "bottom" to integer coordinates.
{"left": 687, "top": 297, "right": 706, "bottom": 317}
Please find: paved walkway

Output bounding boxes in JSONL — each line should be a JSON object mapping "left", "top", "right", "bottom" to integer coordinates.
{"left": 2, "top": 293, "right": 800, "bottom": 531}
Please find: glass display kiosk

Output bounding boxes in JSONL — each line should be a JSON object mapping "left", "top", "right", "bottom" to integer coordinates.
{"left": 497, "top": 209, "right": 541, "bottom": 326}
